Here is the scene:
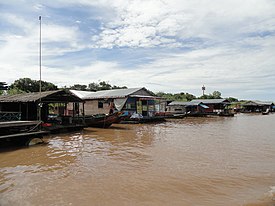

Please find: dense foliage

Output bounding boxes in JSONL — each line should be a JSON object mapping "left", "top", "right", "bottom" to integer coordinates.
{"left": 9, "top": 78, "right": 58, "bottom": 94}
{"left": 198, "top": 91, "right": 222, "bottom": 99}
{"left": 155, "top": 92, "right": 196, "bottom": 101}
{"left": 68, "top": 81, "right": 127, "bottom": 91}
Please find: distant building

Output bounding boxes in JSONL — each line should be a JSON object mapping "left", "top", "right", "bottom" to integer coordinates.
{"left": 166, "top": 101, "right": 187, "bottom": 114}
{"left": 168, "top": 99, "right": 230, "bottom": 115}
{"left": 190, "top": 99, "right": 230, "bottom": 114}
{"left": 242, "top": 101, "right": 274, "bottom": 113}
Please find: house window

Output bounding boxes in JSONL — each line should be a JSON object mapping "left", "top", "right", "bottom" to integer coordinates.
{"left": 125, "top": 103, "right": 135, "bottom": 109}
{"left": 98, "top": 101, "right": 103, "bottom": 108}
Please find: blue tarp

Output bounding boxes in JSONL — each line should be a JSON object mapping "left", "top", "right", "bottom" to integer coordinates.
{"left": 199, "top": 104, "right": 209, "bottom": 109}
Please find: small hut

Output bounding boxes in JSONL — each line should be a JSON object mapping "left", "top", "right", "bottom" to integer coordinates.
{"left": 242, "top": 101, "right": 274, "bottom": 113}
{"left": 166, "top": 101, "right": 187, "bottom": 114}
{"left": 0, "top": 90, "right": 84, "bottom": 132}
{"left": 168, "top": 99, "right": 231, "bottom": 116}
{"left": 190, "top": 99, "right": 230, "bottom": 114}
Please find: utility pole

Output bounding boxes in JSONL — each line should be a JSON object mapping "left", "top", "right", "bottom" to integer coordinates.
{"left": 39, "top": 16, "right": 42, "bottom": 122}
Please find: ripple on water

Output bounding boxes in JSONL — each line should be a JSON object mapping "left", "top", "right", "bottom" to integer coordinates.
{"left": 1, "top": 115, "right": 275, "bottom": 206}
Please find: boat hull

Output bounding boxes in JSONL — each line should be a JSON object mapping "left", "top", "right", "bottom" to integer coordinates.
{"left": 84, "top": 112, "right": 121, "bottom": 128}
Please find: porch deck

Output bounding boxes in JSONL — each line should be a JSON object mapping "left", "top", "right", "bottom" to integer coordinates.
{"left": 0, "top": 121, "right": 47, "bottom": 147}
{"left": 0, "top": 120, "right": 41, "bottom": 129}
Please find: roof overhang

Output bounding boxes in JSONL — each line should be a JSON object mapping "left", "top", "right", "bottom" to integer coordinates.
{"left": 0, "top": 90, "right": 83, "bottom": 103}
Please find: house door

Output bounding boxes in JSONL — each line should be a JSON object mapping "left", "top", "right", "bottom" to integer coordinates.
{"left": 142, "top": 100, "right": 148, "bottom": 116}
{"left": 136, "top": 101, "right": 142, "bottom": 115}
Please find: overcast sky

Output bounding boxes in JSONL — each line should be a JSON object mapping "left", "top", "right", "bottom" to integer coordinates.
{"left": 0, "top": 0, "right": 275, "bottom": 100}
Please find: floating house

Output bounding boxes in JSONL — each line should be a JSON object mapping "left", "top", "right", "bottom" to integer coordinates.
{"left": 168, "top": 99, "right": 231, "bottom": 116}
{"left": 70, "top": 88, "right": 166, "bottom": 122}
{"left": 0, "top": 90, "right": 85, "bottom": 132}
{"left": 166, "top": 101, "right": 187, "bottom": 114}
{"left": 242, "top": 101, "right": 274, "bottom": 113}
{"left": 190, "top": 99, "right": 230, "bottom": 114}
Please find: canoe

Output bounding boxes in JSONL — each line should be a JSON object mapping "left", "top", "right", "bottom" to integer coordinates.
{"left": 84, "top": 112, "right": 121, "bottom": 128}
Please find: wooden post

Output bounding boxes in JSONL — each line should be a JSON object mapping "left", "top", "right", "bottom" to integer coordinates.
{"left": 26, "top": 103, "right": 29, "bottom": 120}
{"left": 82, "top": 102, "right": 85, "bottom": 124}
{"left": 72, "top": 102, "right": 75, "bottom": 124}
{"left": 19, "top": 103, "right": 22, "bottom": 120}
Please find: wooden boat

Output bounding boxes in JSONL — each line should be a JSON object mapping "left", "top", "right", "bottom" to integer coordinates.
{"left": 84, "top": 112, "right": 122, "bottom": 128}
{"left": 172, "top": 113, "right": 186, "bottom": 118}
{"left": 219, "top": 112, "right": 234, "bottom": 117}
{"left": 120, "top": 116, "right": 166, "bottom": 124}
{"left": 262, "top": 109, "right": 270, "bottom": 115}
{"left": 156, "top": 112, "right": 186, "bottom": 119}
{"left": 185, "top": 111, "right": 208, "bottom": 117}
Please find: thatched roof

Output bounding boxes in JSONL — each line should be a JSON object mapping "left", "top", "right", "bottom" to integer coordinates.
{"left": 0, "top": 90, "right": 83, "bottom": 103}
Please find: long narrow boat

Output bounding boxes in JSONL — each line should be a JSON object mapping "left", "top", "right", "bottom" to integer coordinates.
{"left": 120, "top": 115, "right": 166, "bottom": 124}
{"left": 84, "top": 112, "right": 122, "bottom": 128}
{"left": 262, "top": 110, "right": 270, "bottom": 115}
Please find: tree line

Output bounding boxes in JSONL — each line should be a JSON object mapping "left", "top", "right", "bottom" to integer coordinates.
{"left": 0, "top": 78, "right": 127, "bottom": 94}
{"left": 155, "top": 90, "right": 239, "bottom": 102}
{"left": 1, "top": 78, "right": 239, "bottom": 102}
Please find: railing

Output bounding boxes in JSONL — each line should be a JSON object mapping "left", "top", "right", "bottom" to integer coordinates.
{"left": 0, "top": 112, "right": 22, "bottom": 121}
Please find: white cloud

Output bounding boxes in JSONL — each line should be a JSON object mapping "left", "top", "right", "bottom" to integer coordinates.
{"left": 88, "top": 0, "right": 275, "bottom": 49}
{"left": 1, "top": 0, "right": 275, "bottom": 100}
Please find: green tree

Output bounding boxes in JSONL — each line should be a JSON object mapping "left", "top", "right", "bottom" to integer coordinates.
{"left": 70, "top": 84, "right": 87, "bottom": 91}
{"left": 199, "top": 94, "right": 210, "bottom": 99}
{"left": 199, "top": 91, "right": 222, "bottom": 99}
{"left": 98, "top": 81, "right": 112, "bottom": 90}
{"left": 7, "top": 88, "right": 25, "bottom": 95}
{"left": 9, "top": 78, "right": 58, "bottom": 93}
{"left": 87, "top": 81, "right": 127, "bottom": 91}
{"left": 226, "top": 97, "right": 239, "bottom": 102}
{"left": 185, "top": 93, "right": 196, "bottom": 101}
{"left": 112, "top": 85, "right": 127, "bottom": 90}
{"left": 88, "top": 82, "right": 99, "bottom": 91}
{"left": 212, "top": 91, "right": 222, "bottom": 99}
{"left": 155, "top": 91, "right": 196, "bottom": 101}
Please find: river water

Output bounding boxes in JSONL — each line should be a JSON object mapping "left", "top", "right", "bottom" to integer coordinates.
{"left": 0, "top": 114, "right": 275, "bottom": 206}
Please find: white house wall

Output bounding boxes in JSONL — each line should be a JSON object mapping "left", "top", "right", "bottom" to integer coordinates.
{"left": 84, "top": 100, "right": 109, "bottom": 115}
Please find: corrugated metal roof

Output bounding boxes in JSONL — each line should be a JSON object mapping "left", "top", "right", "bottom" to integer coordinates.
{"left": 243, "top": 100, "right": 274, "bottom": 106}
{"left": 253, "top": 100, "right": 274, "bottom": 105}
{"left": 69, "top": 90, "right": 93, "bottom": 99}
{"left": 0, "top": 90, "right": 82, "bottom": 103}
{"left": 70, "top": 88, "right": 153, "bottom": 99}
{"left": 168, "top": 101, "right": 210, "bottom": 108}
{"left": 130, "top": 95, "right": 163, "bottom": 99}
{"left": 169, "top": 99, "right": 228, "bottom": 106}
{"left": 191, "top": 99, "right": 228, "bottom": 104}
{"left": 168, "top": 101, "right": 198, "bottom": 106}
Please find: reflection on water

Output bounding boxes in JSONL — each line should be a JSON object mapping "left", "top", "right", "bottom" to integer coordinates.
{"left": 0, "top": 114, "right": 275, "bottom": 206}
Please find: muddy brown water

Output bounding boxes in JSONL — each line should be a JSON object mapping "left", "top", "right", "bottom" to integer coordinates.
{"left": 1, "top": 114, "right": 275, "bottom": 206}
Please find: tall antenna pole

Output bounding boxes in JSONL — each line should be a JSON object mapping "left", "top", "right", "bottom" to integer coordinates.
{"left": 39, "top": 16, "right": 42, "bottom": 121}
{"left": 202, "top": 85, "right": 206, "bottom": 96}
